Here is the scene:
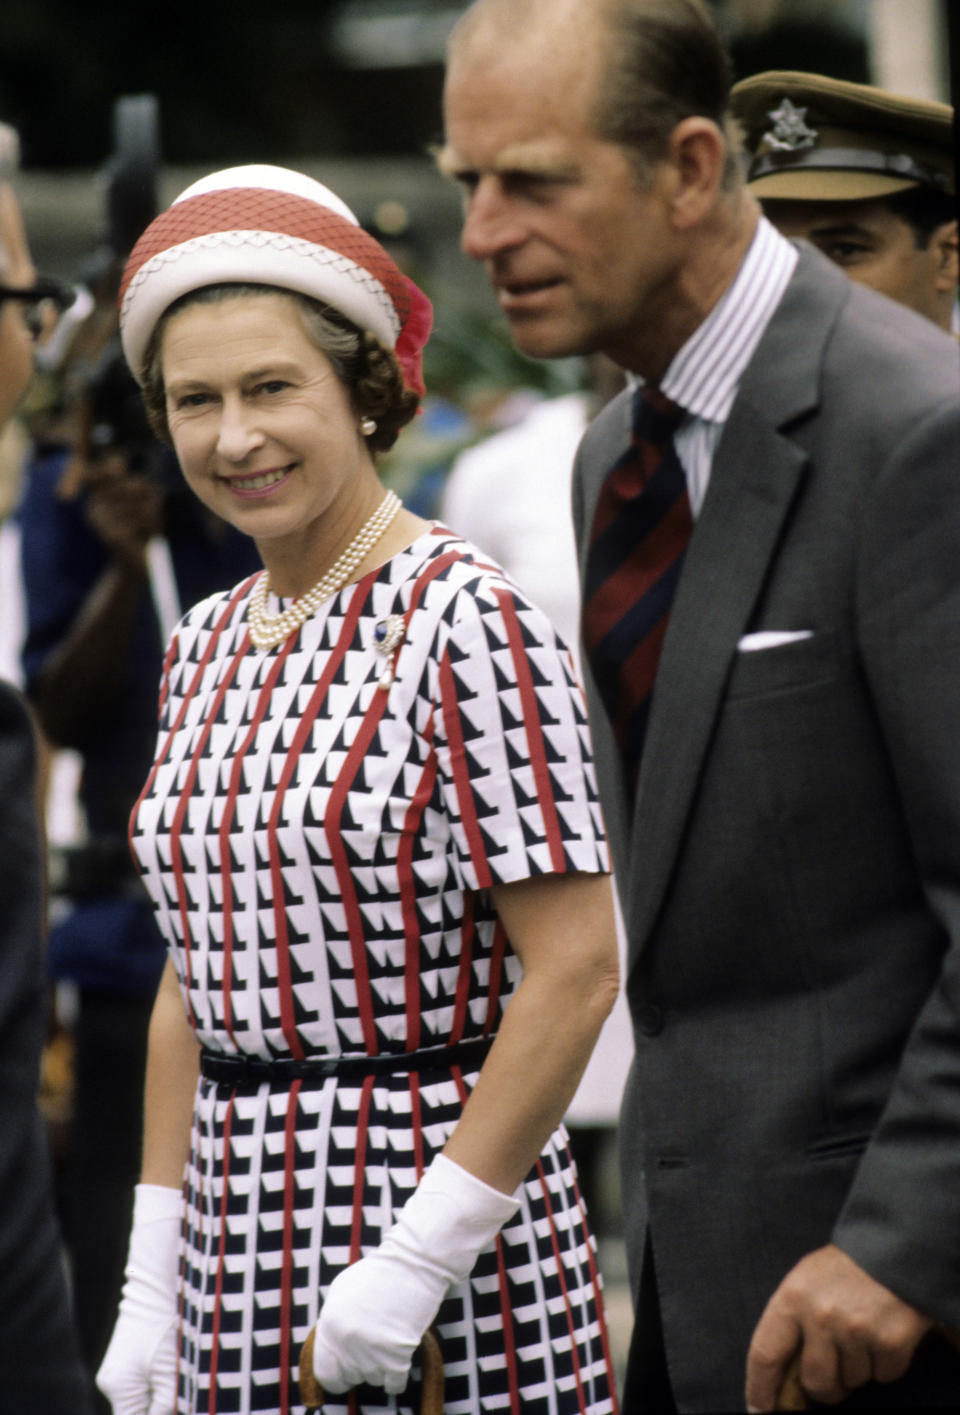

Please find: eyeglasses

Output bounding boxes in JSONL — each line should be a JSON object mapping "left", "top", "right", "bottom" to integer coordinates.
{"left": 0, "top": 276, "right": 77, "bottom": 338}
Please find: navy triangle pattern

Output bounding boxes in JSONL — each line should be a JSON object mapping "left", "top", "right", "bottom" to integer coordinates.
{"left": 129, "top": 528, "right": 614, "bottom": 1413}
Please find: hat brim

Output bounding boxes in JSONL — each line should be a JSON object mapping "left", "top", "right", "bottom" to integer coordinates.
{"left": 120, "top": 230, "right": 400, "bottom": 382}
{"left": 748, "top": 169, "right": 922, "bottom": 201}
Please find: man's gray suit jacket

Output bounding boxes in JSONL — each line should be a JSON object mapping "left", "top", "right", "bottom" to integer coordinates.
{"left": 572, "top": 243, "right": 960, "bottom": 1411}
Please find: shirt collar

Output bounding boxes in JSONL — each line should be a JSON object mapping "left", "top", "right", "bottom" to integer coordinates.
{"left": 653, "top": 216, "right": 798, "bottom": 425}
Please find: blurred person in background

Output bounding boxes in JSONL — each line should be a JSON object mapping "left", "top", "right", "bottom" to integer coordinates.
{"left": 0, "top": 120, "right": 93, "bottom": 1415}
{"left": 730, "top": 71, "right": 957, "bottom": 332}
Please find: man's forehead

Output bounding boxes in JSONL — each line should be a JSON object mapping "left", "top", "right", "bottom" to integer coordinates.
{"left": 443, "top": 5, "right": 602, "bottom": 130}
{"left": 436, "top": 134, "right": 583, "bottom": 180}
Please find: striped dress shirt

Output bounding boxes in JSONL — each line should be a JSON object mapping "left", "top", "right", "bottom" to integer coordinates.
{"left": 637, "top": 216, "right": 798, "bottom": 516}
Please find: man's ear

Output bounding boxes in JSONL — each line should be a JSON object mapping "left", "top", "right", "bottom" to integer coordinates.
{"left": 933, "top": 217, "right": 958, "bottom": 292}
{"left": 664, "top": 117, "right": 728, "bottom": 230}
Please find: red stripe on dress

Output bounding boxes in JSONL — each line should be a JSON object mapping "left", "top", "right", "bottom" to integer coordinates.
{"left": 207, "top": 1093, "right": 235, "bottom": 1412}
{"left": 325, "top": 675, "right": 392, "bottom": 1057}
{"left": 495, "top": 1234, "right": 523, "bottom": 1415}
{"left": 409, "top": 1072, "right": 425, "bottom": 1182}
{"left": 217, "top": 637, "right": 298, "bottom": 1045}
{"left": 157, "top": 630, "right": 179, "bottom": 719}
{"left": 279, "top": 1079, "right": 302, "bottom": 1415}
{"left": 562, "top": 1133, "right": 620, "bottom": 1412}
{"left": 451, "top": 1068, "right": 520, "bottom": 1414}
{"left": 535, "top": 1157, "right": 588, "bottom": 1413}
{"left": 167, "top": 627, "right": 251, "bottom": 1013}
{"left": 339, "top": 1065, "right": 371, "bottom": 1415}
{"left": 309, "top": 549, "right": 461, "bottom": 1057}
{"left": 130, "top": 577, "right": 256, "bottom": 835}
{"left": 494, "top": 588, "right": 566, "bottom": 874}
{"left": 128, "top": 580, "right": 254, "bottom": 1027}
{"left": 351, "top": 1076, "right": 375, "bottom": 1262}
{"left": 388, "top": 550, "right": 466, "bottom": 1050}
{"left": 438, "top": 650, "right": 493, "bottom": 891}
{"left": 400, "top": 752, "right": 439, "bottom": 1053}
{"left": 267, "top": 579, "right": 373, "bottom": 1057}
{"left": 449, "top": 888, "right": 476, "bottom": 1045}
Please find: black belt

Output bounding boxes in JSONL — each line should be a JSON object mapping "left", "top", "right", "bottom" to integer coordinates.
{"left": 200, "top": 1035, "right": 496, "bottom": 1088}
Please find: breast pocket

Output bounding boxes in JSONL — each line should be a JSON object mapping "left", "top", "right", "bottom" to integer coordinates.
{"left": 726, "top": 629, "right": 839, "bottom": 701}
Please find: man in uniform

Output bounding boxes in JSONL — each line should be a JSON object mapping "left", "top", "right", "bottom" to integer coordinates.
{"left": 730, "top": 70, "right": 957, "bottom": 330}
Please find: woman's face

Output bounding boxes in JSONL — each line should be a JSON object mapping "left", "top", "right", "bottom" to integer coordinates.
{"left": 162, "top": 291, "right": 376, "bottom": 557}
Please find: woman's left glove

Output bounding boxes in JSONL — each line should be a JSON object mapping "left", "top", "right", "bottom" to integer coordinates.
{"left": 96, "top": 1183, "right": 182, "bottom": 1415}
{"left": 310, "top": 1154, "right": 521, "bottom": 1394}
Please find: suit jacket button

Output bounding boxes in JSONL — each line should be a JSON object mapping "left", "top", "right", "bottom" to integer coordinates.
{"left": 637, "top": 1004, "right": 664, "bottom": 1037}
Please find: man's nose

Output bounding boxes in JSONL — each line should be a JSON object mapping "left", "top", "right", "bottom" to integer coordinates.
{"left": 216, "top": 401, "right": 264, "bottom": 461}
{"left": 460, "top": 179, "right": 525, "bottom": 263}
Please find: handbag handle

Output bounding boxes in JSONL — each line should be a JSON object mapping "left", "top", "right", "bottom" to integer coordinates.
{"left": 298, "top": 1326, "right": 444, "bottom": 1414}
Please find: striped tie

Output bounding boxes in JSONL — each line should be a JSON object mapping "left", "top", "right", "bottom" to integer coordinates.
{"left": 582, "top": 385, "right": 692, "bottom": 789}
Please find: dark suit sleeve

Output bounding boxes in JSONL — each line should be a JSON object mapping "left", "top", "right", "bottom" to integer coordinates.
{"left": 831, "top": 392, "right": 960, "bottom": 1326}
{"left": 0, "top": 682, "right": 92, "bottom": 1411}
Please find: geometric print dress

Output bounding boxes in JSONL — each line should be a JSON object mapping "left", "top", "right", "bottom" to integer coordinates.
{"left": 129, "top": 526, "right": 618, "bottom": 1415}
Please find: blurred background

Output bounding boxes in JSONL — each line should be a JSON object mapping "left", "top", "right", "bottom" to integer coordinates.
{"left": 0, "top": 0, "right": 955, "bottom": 1401}
{"left": 3, "top": 0, "right": 955, "bottom": 403}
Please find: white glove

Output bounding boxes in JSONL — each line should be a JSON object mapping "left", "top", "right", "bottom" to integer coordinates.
{"left": 96, "top": 1183, "right": 183, "bottom": 1415}
{"left": 311, "top": 1154, "right": 521, "bottom": 1394}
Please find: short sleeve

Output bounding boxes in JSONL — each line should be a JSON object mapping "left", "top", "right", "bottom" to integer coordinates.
{"left": 431, "top": 576, "right": 609, "bottom": 890}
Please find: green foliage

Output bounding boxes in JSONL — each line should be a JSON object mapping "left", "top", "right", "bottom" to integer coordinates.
{"left": 424, "top": 304, "right": 587, "bottom": 403}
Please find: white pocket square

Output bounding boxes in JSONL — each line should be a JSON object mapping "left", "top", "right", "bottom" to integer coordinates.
{"left": 737, "top": 630, "right": 814, "bottom": 652}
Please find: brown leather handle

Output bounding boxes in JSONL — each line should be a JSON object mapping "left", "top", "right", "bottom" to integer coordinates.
{"left": 775, "top": 1326, "right": 960, "bottom": 1410}
{"left": 299, "top": 1325, "right": 444, "bottom": 1414}
{"left": 775, "top": 1354, "right": 808, "bottom": 1411}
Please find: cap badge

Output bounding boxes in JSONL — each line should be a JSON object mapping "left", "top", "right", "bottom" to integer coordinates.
{"left": 760, "top": 98, "right": 818, "bottom": 153}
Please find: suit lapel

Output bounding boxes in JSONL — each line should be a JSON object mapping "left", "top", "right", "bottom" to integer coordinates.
{"left": 623, "top": 245, "right": 849, "bottom": 952}
{"left": 625, "top": 409, "right": 808, "bottom": 944}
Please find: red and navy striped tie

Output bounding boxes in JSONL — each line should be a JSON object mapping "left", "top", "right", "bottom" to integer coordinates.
{"left": 582, "top": 385, "right": 692, "bottom": 790}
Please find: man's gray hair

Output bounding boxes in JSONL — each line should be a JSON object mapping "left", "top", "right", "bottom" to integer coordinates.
{"left": 448, "top": 0, "right": 742, "bottom": 189}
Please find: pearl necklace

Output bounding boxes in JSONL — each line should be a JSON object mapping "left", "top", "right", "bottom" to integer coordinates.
{"left": 247, "top": 490, "right": 401, "bottom": 650}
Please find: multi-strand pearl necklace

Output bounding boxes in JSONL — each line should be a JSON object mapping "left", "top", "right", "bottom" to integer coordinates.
{"left": 247, "top": 489, "right": 401, "bottom": 650}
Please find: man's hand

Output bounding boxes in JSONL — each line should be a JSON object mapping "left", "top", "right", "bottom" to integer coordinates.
{"left": 745, "top": 1244, "right": 932, "bottom": 1411}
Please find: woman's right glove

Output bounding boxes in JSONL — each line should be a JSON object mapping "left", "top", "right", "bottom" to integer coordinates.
{"left": 310, "top": 1154, "right": 521, "bottom": 1394}
{"left": 96, "top": 1183, "right": 183, "bottom": 1415}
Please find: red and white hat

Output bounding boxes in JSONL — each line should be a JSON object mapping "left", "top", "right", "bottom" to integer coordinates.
{"left": 119, "top": 164, "right": 432, "bottom": 394}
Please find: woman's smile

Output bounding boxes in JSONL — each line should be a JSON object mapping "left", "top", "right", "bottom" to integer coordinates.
{"left": 217, "top": 464, "right": 296, "bottom": 498}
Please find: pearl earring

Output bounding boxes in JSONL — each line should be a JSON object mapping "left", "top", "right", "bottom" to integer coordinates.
{"left": 360, "top": 417, "right": 377, "bottom": 436}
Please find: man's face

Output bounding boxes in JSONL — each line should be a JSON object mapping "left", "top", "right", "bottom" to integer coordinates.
{"left": 441, "top": 32, "right": 677, "bottom": 368}
{"left": 761, "top": 195, "right": 958, "bottom": 328}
